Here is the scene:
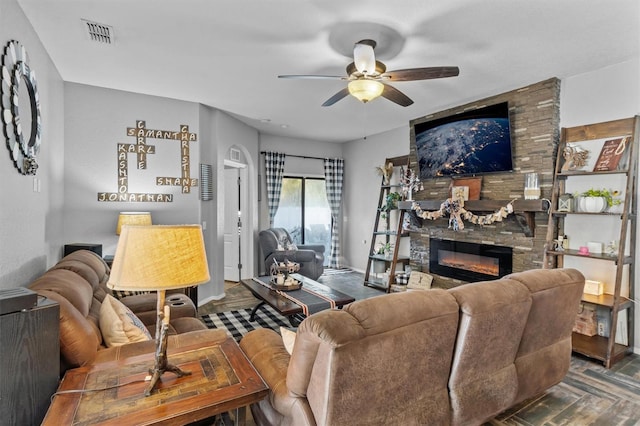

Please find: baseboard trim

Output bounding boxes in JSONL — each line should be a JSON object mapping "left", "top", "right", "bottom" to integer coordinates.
{"left": 198, "top": 293, "right": 225, "bottom": 307}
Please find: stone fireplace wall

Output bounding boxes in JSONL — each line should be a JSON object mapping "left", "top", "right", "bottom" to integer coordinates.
{"left": 409, "top": 78, "right": 560, "bottom": 289}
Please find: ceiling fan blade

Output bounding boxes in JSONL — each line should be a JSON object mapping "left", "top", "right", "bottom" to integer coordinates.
{"left": 381, "top": 83, "right": 414, "bottom": 107}
{"left": 322, "top": 88, "right": 350, "bottom": 107}
{"left": 278, "top": 74, "right": 346, "bottom": 80}
{"left": 382, "top": 66, "right": 460, "bottom": 82}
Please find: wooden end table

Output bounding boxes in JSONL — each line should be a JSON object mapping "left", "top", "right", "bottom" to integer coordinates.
{"left": 241, "top": 273, "right": 355, "bottom": 326}
{"left": 43, "top": 336, "right": 267, "bottom": 425}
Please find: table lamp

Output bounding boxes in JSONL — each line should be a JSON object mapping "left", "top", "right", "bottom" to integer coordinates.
{"left": 107, "top": 224, "right": 210, "bottom": 396}
{"left": 116, "top": 211, "right": 152, "bottom": 235}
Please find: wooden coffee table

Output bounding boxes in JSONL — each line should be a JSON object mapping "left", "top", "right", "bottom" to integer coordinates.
{"left": 42, "top": 335, "right": 267, "bottom": 426}
{"left": 241, "top": 273, "right": 355, "bottom": 326}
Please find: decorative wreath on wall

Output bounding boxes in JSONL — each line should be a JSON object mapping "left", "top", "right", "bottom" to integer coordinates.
{"left": 411, "top": 197, "right": 516, "bottom": 231}
{"left": 1, "top": 40, "right": 42, "bottom": 175}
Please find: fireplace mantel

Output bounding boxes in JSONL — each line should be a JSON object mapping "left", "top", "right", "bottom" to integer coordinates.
{"left": 398, "top": 199, "right": 548, "bottom": 237}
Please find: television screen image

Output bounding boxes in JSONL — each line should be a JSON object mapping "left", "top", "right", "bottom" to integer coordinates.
{"left": 413, "top": 102, "right": 513, "bottom": 179}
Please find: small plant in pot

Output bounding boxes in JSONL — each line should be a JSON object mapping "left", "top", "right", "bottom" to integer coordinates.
{"left": 376, "top": 242, "right": 393, "bottom": 258}
{"left": 384, "top": 192, "right": 402, "bottom": 211}
{"left": 380, "top": 192, "right": 402, "bottom": 220}
{"left": 577, "top": 188, "right": 622, "bottom": 213}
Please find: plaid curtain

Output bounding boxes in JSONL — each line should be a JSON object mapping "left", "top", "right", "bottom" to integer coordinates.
{"left": 265, "top": 152, "right": 286, "bottom": 226}
{"left": 324, "top": 158, "right": 344, "bottom": 268}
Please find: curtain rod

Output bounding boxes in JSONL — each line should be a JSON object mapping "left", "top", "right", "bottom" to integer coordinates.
{"left": 259, "top": 151, "right": 327, "bottom": 161}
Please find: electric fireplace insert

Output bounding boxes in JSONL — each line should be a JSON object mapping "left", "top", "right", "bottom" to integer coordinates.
{"left": 429, "top": 238, "right": 512, "bottom": 282}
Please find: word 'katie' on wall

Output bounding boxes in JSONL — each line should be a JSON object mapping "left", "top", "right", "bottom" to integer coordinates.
{"left": 97, "top": 120, "right": 198, "bottom": 203}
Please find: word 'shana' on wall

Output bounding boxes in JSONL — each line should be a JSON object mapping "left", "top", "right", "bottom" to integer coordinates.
{"left": 97, "top": 120, "right": 198, "bottom": 202}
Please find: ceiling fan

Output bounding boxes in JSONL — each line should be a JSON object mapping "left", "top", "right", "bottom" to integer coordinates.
{"left": 278, "top": 39, "right": 459, "bottom": 107}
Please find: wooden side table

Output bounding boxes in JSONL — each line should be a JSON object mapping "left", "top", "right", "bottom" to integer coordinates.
{"left": 43, "top": 336, "right": 267, "bottom": 425}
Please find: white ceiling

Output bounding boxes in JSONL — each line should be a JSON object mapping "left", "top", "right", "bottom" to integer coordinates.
{"left": 16, "top": 0, "right": 640, "bottom": 143}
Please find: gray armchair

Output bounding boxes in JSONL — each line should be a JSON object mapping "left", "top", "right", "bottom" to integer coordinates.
{"left": 258, "top": 228, "right": 324, "bottom": 280}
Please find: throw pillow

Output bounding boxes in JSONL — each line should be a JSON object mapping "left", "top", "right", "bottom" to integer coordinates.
{"left": 286, "top": 241, "right": 298, "bottom": 250}
{"left": 100, "top": 294, "right": 152, "bottom": 347}
{"left": 278, "top": 236, "right": 298, "bottom": 251}
{"left": 280, "top": 326, "right": 297, "bottom": 355}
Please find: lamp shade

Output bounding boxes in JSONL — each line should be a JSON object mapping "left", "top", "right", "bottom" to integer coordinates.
{"left": 108, "top": 225, "right": 210, "bottom": 291}
{"left": 116, "top": 211, "right": 152, "bottom": 235}
{"left": 348, "top": 79, "right": 384, "bottom": 103}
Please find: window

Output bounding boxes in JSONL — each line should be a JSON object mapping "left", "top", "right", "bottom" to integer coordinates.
{"left": 273, "top": 177, "right": 331, "bottom": 264}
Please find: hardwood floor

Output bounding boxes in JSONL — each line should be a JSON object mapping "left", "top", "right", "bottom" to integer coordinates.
{"left": 199, "top": 272, "right": 640, "bottom": 425}
{"left": 198, "top": 281, "right": 258, "bottom": 315}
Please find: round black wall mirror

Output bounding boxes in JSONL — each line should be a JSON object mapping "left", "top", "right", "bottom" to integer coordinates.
{"left": 1, "top": 40, "right": 42, "bottom": 175}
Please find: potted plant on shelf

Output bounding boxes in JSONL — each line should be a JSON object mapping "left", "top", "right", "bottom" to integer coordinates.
{"left": 380, "top": 192, "right": 402, "bottom": 220}
{"left": 376, "top": 242, "right": 393, "bottom": 259}
{"left": 577, "top": 188, "right": 622, "bottom": 213}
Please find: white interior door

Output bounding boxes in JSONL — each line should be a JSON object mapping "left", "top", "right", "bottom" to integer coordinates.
{"left": 224, "top": 168, "right": 240, "bottom": 281}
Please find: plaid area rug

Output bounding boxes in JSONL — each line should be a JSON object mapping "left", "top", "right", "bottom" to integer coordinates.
{"left": 201, "top": 305, "right": 291, "bottom": 342}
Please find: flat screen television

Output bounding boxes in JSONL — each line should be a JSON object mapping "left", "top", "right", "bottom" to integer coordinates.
{"left": 412, "top": 101, "right": 514, "bottom": 179}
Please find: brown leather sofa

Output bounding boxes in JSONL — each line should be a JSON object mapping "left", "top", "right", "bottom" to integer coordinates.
{"left": 240, "top": 268, "right": 585, "bottom": 426}
{"left": 27, "top": 250, "right": 224, "bottom": 373}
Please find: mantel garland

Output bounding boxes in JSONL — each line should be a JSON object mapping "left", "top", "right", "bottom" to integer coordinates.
{"left": 411, "top": 197, "right": 516, "bottom": 231}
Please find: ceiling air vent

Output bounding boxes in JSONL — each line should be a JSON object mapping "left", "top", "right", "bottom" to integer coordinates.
{"left": 82, "top": 19, "right": 114, "bottom": 44}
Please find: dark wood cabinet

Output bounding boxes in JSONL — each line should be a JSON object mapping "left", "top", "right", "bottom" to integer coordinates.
{"left": 0, "top": 297, "right": 59, "bottom": 425}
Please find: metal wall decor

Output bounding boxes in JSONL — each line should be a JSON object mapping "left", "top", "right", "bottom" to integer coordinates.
{"left": 1, "top": 40, "right": 42, "bottom": 175}
{"left": 199, "top": 163, "right": 213, "bottom": 201}
{"left": 98, "top": 120, "right": 198, "bottom": 202}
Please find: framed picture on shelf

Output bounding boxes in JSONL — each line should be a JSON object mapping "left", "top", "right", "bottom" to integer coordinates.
{"left": 451, "top": 186, "right": 469, "bottom": 201}
{"left": 407, "top": 271, "right": 433, "bottom": 290}
{"left": 450, "top": 177, "right": 481, "bottom": 200}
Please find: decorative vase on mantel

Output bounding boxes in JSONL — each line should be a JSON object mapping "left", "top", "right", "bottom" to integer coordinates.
{"left": 577, "top": 196, "right": 608, "bottom": 213}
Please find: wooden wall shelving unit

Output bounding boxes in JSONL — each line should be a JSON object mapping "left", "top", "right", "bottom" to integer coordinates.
{"left": 364, "top": 156, "right": 411, "bottom": 292}
{"left": 544, "top": 116, "right": 638, "bottom": 368}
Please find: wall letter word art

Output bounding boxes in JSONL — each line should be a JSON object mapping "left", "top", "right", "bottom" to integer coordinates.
{"left": 98, "top": 120, "right": 198, "bottom": 202}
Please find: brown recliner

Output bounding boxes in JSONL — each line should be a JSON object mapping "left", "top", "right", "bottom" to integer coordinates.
{"left": 240, "top": 268, "right": 584, "bottom": 426}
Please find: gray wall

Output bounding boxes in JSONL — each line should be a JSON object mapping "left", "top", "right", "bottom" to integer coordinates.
{"left": 63, "top": 84, "right": 261, "bottom": 303}
{"left": 342, "top": 126, "right": 410, "bottom": 270}
{"left": 202, "top": 107, "right": 260, "bottom": 303}
{"left": 0, "top": 0, "right": 65, "bottom": 289}
{"left": 63, "top": 83, "right": 201, "bottom": 257}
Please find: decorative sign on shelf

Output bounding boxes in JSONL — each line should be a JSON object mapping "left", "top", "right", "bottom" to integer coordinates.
{"left": 592, "top": 137, "right": 628, "bottom": 172}
{"left": 98, "top": 120, "right": 198, "bottom": 202}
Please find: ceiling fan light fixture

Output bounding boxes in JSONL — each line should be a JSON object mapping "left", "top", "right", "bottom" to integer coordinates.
{"left": 353, "top": 40, "right": 376, "bottom": 74}
{"left": 348, "top": 79, "right": 384, "bottom": 103}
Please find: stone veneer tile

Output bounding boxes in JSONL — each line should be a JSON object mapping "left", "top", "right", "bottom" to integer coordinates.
{"left": 408, "top": 78, "right": 560, "bottom": 288}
